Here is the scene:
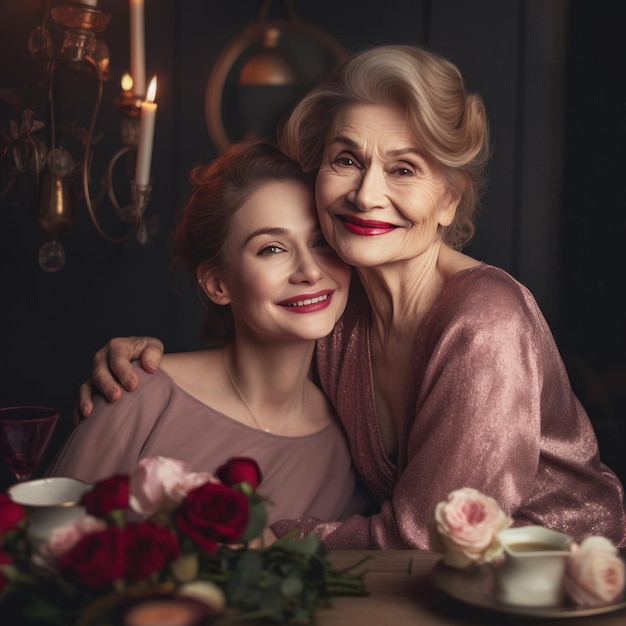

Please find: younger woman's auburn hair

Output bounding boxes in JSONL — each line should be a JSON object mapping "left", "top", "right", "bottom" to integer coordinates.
{"left": 170, "top": 135, "right": 313, "bottom": 345}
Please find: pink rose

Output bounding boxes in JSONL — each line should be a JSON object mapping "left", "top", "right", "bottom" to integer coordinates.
{"left": 37, "top": 516, "right": 107, "bottom": 570}
{"left": 565, "top": 536, "right": 625, "bottom": 607}
{"left": 129, "top": 457, "right": 215, "bottom": 517}
{"left": 434, "top": 487, "right": 511, "bottom": 568}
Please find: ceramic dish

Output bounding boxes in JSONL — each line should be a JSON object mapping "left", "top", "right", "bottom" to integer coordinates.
{"left": 430, "top": 560, "right": 626, "bottom": 619}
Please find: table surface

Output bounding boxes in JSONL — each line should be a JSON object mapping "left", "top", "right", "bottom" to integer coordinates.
{"left": 305, "top": 550, "right": 626, "bottom": 626}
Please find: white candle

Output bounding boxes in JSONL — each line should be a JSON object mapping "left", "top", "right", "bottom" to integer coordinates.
{"left": 129, "top": 0, "right": 146, "bottom": 96}
{"left": 82, "top": 0, "right": 98, "bottom": 6}
{"left": 135, "top": 76, "right": 157, "bottom": 188}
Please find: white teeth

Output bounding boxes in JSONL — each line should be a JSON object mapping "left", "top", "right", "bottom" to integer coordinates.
{"left": 286, "top": 294, "right": 329, "bottom": 307}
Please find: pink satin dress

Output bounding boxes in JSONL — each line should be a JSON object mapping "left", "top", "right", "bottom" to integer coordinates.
{"left": 272, "top": 264, "right": 626, "bottom": 549}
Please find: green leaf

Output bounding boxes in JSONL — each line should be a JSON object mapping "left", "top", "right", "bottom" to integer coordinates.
{"left": 280, "top": 575, "right": 303, "bottom": 598}
{"left": 283, "top": 533, "right": 323, "bottom": 557}
{"left": 239, "top": 499, "right": 268, "bottom": 543}
{"left": 257, "top": 587, "right": 285, "bottom": 621}
{"left": 236, "top": 551, "right": 263, "bottom": 586}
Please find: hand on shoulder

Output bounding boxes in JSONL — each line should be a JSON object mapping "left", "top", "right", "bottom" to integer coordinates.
{"left": 76, "top": 336, "right": 164, "bottom": 422}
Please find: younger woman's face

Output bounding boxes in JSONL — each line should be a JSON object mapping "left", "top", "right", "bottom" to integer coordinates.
{"left": 216, "top": 180, "right": 351, "bottom": 343}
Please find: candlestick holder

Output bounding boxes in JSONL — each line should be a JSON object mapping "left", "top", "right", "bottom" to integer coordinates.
{"left": 50, "top": 1, "right": 111, "bottom": 65}
{"left": 1, "top": 1, "right": 157, "bottom": 272}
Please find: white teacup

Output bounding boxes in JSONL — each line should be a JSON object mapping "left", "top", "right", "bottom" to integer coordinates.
{"left": 8, "top": 476, "right": 93, "bottom": 541}
{"left": 495, "top": 525, "right": 572, "bottom": 607}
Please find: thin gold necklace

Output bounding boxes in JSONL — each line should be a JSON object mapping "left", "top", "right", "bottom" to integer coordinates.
{"left": 222, "top": 352, "right": 271, "bottom": 433}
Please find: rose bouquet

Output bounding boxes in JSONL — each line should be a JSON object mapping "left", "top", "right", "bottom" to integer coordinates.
{"left": 0, "top": 456, "right": 367, "bottom": 625}
{"left": 432, "top": 487, "right": 625, "bottom": 608}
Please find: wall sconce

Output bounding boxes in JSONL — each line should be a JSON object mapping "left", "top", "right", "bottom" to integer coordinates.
{"left": 1, "top": 0, "right": 156, "bottom": 272}
{"left": 205, "top": 0, "right": 346, "bottom": 152}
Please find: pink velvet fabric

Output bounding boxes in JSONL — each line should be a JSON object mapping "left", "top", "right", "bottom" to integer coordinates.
{"left": 48, "top": 365, "right": 359, "bottom": 525}
{"left": 272, "top": 264, "right": 626, "bottom": 549}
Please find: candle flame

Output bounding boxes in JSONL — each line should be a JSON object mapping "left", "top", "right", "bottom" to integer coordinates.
{"left": 146, "top": 76, "right": 157, "bottom": 103}
{"left": 121, "top": 73, "right": 133, "bottom": 92}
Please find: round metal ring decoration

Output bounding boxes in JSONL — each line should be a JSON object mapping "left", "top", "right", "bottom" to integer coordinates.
{"left": 204, "top": 20, "right": 346, "bottom": 152}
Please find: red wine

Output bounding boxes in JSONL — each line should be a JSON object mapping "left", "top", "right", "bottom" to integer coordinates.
{"left": 1, "top": 451, "right": 37, "bottom": 479}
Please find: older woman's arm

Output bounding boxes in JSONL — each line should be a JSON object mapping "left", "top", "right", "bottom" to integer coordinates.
{"left": 273, "top": 271, "right": 626, "bottom": 549}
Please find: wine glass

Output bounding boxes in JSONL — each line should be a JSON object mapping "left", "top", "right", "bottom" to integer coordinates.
{"left": 0, "top": 406, "right": 59, "bottom": 482}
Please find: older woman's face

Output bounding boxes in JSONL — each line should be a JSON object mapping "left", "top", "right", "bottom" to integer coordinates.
{"left": 315, "top": 103, "right": 458, "bottom": 268}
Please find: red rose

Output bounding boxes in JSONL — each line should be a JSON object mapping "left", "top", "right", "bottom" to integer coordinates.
{"left": 81, "top": 475, "right": 129, "bottom": 517}
{"left": 216, "top": 457, "right": 262, "bottom": 489}
{"left": 0, "top": 551, "right": 12, "bottom": 593}
{"left": 59, "top": 526, "right": 126, "bottom": 588}
{"left": 175, "top": 482, "right": 249, "bottom": 553}
{"left": 0, "top": 493, "right": 25, "bottom": 533}
{"left": 124, "top": 521, "right": 180, "bottom": 581}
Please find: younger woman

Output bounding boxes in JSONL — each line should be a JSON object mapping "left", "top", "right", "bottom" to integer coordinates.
{"left": 48, "top": 137, "right": 360, "bottom": 525}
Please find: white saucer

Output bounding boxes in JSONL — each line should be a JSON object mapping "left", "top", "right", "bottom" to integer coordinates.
{"left": 430, "top": 561, "right": 626, "bottom": 619}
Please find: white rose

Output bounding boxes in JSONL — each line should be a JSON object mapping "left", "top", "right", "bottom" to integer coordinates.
{"left": 434, "top": 487, "right": 511, "bottom": 568}
{"left": 565, "top": 536, "right": 625, "bottom": 607}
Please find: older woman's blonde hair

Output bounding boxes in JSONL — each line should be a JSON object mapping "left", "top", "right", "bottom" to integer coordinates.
{"left": 277, "top": 45, "right": 490, "bottom": 249}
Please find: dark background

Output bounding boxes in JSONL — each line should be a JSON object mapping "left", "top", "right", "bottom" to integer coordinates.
{"left": 1, "top": 1, "right": 624, "bottom": 490}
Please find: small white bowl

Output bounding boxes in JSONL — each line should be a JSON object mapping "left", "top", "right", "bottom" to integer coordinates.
{"left": 8, "top": 476, "right": 93, "bottom": 541}
{"left": 495, "top": 525, "right": 572, "bottom": 607}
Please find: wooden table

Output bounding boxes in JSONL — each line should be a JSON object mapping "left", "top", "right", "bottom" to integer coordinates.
{"left": 310, "top": 550, "right": 626, "bottom": 626}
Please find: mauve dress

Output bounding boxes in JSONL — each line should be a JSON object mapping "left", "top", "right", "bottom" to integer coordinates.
{"left": 272, "top": 264, "right": 626, "bottom": 549}
{"left": 48, "top": 365, "right": 358, "bottom": 524}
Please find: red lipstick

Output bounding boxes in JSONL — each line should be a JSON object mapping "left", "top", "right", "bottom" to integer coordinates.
{"left": 338, "top": 215, "right": 397, "bottom": 236}
{"left": 278, "top": 290, "right": 334, "bottom": 313}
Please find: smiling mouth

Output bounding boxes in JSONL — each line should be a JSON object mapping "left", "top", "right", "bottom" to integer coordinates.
{"left": 338, "top": 215, "right": 397, "bottom": 235}
{"left": 283, "top": 294, "right": 329, "bottom": 307}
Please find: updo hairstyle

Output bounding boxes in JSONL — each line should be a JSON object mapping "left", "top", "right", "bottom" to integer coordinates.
{"left": 278, "top": 44, "right": 490, "bottom": 249}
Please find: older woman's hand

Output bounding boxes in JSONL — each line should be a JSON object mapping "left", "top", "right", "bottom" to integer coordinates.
{"left": 75, "top": 336, "right": 164, "bottom": 422}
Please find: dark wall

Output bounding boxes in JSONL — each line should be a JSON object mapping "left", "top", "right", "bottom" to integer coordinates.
{"left": 0, "top": 1, "right": 624, "bottom": 488}
{"left": 0, "top": 0, "right": 181, "bottom": 489}
{"left": 559, "top": 1, "right": 626, "bottom": 480}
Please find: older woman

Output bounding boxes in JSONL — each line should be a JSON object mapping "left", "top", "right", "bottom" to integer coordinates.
{"left": 80, "top": 45, "right": 626, "bottom": 549}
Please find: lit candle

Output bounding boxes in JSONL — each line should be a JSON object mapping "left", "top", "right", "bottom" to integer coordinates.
{"left": 121, "top": 73, "right": 134, "bottom": 95}
{"left": 129, "top": 0, "right": 146, "bottom": 96}
{"left": 135, "top": 76, "right": 157, "bottom": 188}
